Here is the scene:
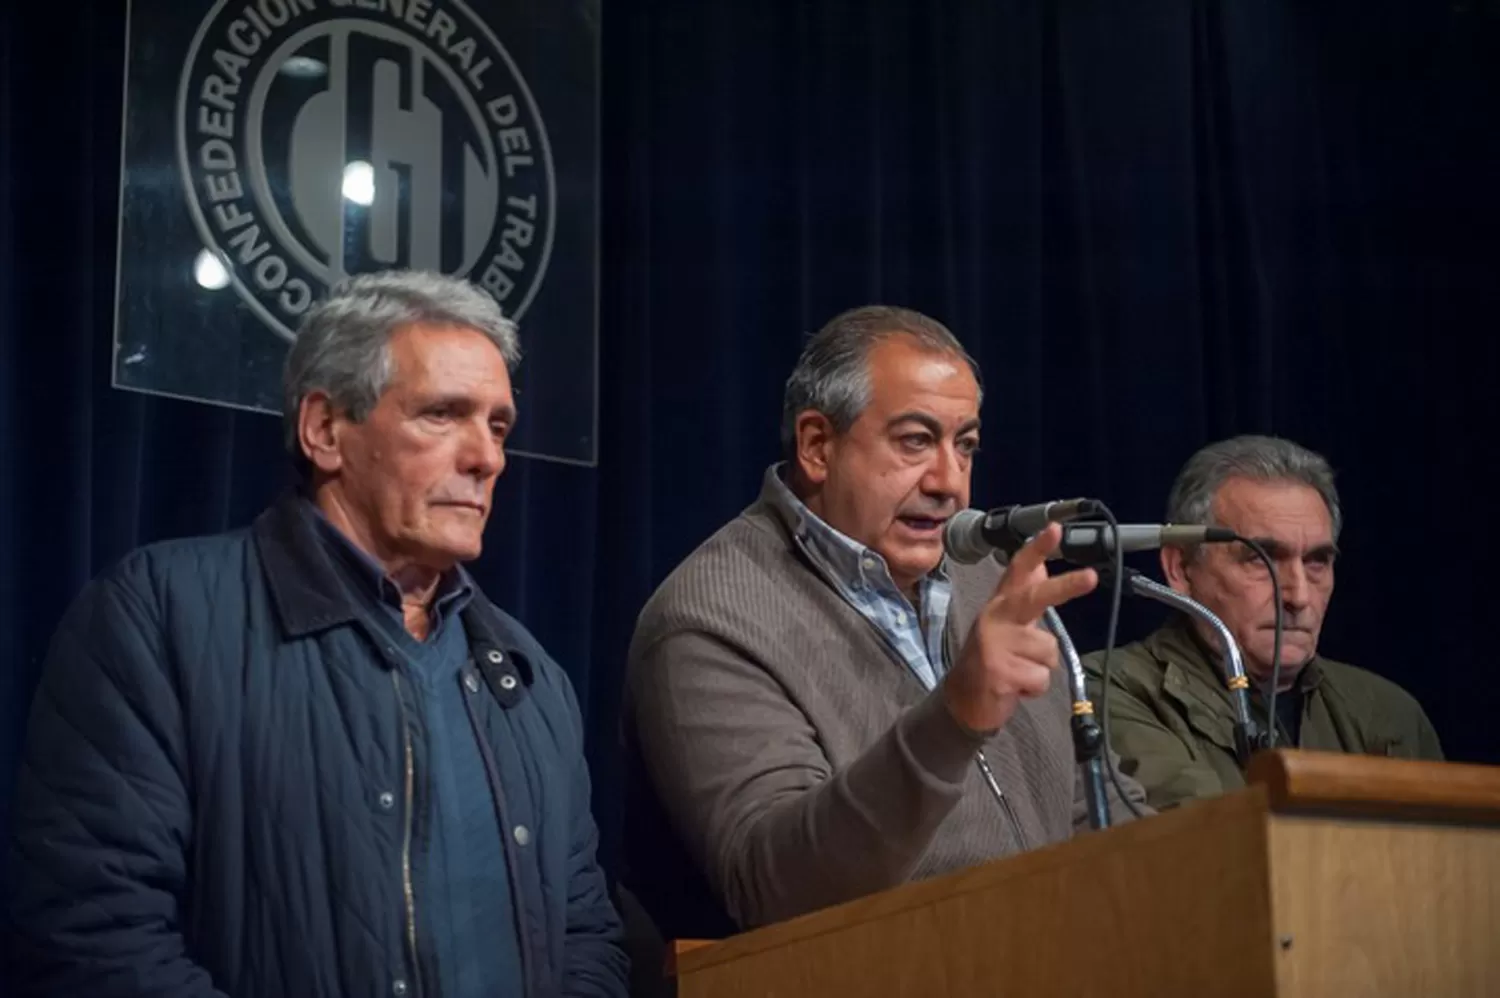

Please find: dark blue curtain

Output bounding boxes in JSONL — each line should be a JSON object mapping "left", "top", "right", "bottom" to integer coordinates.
{"left": 4, "top": 0, "right": 1499, "bottom": 893}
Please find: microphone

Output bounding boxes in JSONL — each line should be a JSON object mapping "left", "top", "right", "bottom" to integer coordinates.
{"left": 944, "top": 510, "right": 1236, "bottom": 566}
{"left": 943, "top": 500, "right": 1105, "bottom": 564}
{"left": 1052, "top": 522, "right": 1238, "bottom": 565}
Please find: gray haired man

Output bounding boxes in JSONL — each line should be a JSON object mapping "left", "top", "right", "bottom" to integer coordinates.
{"left": 622, "top": 305, "right": 1149, "bottom": 939}
{"left": 1082, "top": 434, "right": 1443, "bottom": 812}
{"left": 8, "top": 271, "right": 628, "bottom": 997}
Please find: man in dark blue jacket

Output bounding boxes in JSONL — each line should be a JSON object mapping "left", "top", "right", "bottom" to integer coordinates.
{"left": 6, "top": 270, "right": 629, "bottom": 997}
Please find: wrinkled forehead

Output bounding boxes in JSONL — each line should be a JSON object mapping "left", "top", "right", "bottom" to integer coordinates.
{"left": 863, "top": 340, "right": 981, "bottom": 423}
{"left": 1210, "top": 478, "right": 1335, "bottom": 551}
{"left": 386, "top": 324, "right": 513, "bottom": 391}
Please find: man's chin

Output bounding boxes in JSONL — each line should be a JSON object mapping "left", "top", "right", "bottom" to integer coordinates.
{"left": 885, "top": 526, "right": 945, "bottom": 557}
{"left": 414, "top": 534, "right": 483, "bottom": 568}
{"left": 446, "top": 541, "right": 484, "bottom": 564}
{"left": 882, "top": 552, "right": 944, "bottom": 591}
{"left": 1249, "top": 646, "right": 1315, "bottom": 686}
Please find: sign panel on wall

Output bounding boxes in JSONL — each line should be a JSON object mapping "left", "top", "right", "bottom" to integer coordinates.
{"left": 114, "top": 0, "right": 599, "bottom": 465}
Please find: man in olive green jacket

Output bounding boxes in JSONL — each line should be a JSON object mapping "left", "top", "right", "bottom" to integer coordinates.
{"left": 1083, "top": 435, "right": 1443, "bottom": 812}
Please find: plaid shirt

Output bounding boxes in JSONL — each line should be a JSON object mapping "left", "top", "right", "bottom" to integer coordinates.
{"left": 768, "top": 466, "right": 953, "bottom": 690}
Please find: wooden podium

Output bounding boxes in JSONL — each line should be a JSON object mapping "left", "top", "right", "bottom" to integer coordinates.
{"left": 670, "top": 750, "right": 1500, "bottom": 997}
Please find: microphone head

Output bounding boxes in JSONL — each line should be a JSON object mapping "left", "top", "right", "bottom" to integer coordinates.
{"left": 943, "top": 508, "right": 997, "bottom": 564}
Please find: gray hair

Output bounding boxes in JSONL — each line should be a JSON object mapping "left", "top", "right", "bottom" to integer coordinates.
{"left": 1166, "top": 434, "right": 1343, "bottom": 542}
{"left": 780, "top": 305, "right": 982, "bottom": 456}
{"left": 282, "top": 270, "right": 520, "bottom": 469}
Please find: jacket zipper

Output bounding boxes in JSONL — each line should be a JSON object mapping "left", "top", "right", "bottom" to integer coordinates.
{"left": 800, "top": 539, "right": 1031, "bottom": 855}
{"left": 392, "top": 671, "right": 424, "bottom": 998}
{"left": 941, "top": 624, "right": 1031, "bottom": 853}
{"left": 975, "top": 749, "right": 1030, "bottom": 851}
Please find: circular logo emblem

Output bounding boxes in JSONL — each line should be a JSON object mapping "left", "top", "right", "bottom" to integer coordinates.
{"left": 177, "top": 0, "right": 555, "bottom": 341}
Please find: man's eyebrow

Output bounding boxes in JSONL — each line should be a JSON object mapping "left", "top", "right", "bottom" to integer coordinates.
{"left": 885, "top": 413, "right": 982, "bottom": 437}
{"left": 1245, "top": 537, "right": 1289, "bottom": 559}
{"left": 885, "top": 412, "right": 944, "bottom": 435}
{"left": 415, "top": 394, "right": 518, "bottom": 424}
{"left": 1243, "top": 537, "right": 1340, "bottom": 560}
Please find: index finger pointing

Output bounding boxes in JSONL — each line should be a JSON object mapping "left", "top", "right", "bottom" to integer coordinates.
{"left": 992, "top": 565, "right": 1100, "bottom": 625}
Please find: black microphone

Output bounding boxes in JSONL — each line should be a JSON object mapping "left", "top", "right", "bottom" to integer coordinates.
{"left": 1051, "top": 522, "right": 1238, "bottom": 566}
{"left": 944, "top": 510, "right": 1236, "bottom": 565}
{"left": 942, "top": 500, "right": 1104, "bottom": 564}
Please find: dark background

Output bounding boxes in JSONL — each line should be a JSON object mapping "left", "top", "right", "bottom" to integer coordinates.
{"left": 4, "top": 0, "right": 1498, "bottom": 889}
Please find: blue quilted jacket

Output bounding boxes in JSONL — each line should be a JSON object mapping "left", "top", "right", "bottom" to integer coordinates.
{"left": 6, "top": 493, "right": 627, "bottom": 998}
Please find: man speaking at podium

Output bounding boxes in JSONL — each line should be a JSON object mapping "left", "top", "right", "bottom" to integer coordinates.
{"left": 1082, "top": 434, "right": 1443, "bottom": 813}
{"left": 623, "top": 306, "right": 1149, "bottom": 937}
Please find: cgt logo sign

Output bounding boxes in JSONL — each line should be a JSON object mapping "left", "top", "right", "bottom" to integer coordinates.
{"left": 176, "top": 0, "right": 555, "bottom": 340}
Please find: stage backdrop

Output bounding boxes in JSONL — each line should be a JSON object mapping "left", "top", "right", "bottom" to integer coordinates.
{"left": 3, "top": 0, "right": 1498, "bottom": 884}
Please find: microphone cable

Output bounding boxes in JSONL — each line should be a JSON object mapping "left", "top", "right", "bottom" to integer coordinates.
{"left": 1094, "top": 503, "right": 1147, "bottom": 820}
{"left": 1230, "top": 537, "right": 1284, "bottom": 748}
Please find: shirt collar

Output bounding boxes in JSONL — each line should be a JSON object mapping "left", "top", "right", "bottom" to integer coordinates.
{"left": 762, "top": 462, "right": 951, "bottom": 593}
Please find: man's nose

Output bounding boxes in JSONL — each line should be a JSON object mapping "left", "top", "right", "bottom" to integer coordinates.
{"left": 922, "top": 443, "right": 964, "bottom": 500}
{"left": 1280, "top": 558, "right": 1310, "bottom": 611}
{"left": 459, "top": 421, "right": 505, "bottom": 479}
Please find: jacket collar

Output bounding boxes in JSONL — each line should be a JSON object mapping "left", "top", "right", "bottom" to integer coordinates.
{"left": 251, "top": 491, "right": 534, "bottom": 687}
{"left": 253, "top": 490, "right": 363, "bottom": 638}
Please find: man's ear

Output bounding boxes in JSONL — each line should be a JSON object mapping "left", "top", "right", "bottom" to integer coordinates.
{"left": 793, "top": 410, "right": 837, "bottom": 486}
{"left": 298, "top": 391, "right": 345, "bottom": 475}
{"left": 1161, "top": 544, "right": 1192, "bottom": 596}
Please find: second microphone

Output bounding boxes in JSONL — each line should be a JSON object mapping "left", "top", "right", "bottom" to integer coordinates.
{"left": 944, "top": 507, "right": 1236, "bottom": 566}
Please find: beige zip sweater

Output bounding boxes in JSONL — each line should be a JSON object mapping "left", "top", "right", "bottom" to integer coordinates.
{"left": 625, "top": 469, "right": 1148, "bottom": 930}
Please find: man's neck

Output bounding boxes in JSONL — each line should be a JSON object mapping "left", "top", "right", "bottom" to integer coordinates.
{"left": 787, "top": 467, "right": 823, "bottom": 522}
{"left": 313, "top": 485, "right": 446, "bottom": 638}
{"left": 1262, "top": 669, "right": 1303, "bottom": 694}
{"left": 390, "top": 566, "right": 443, "bottom": 641}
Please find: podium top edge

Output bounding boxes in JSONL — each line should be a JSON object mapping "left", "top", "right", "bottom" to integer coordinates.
{"left": 1247, "top": 748, "right": 1500, "bottom": 824}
